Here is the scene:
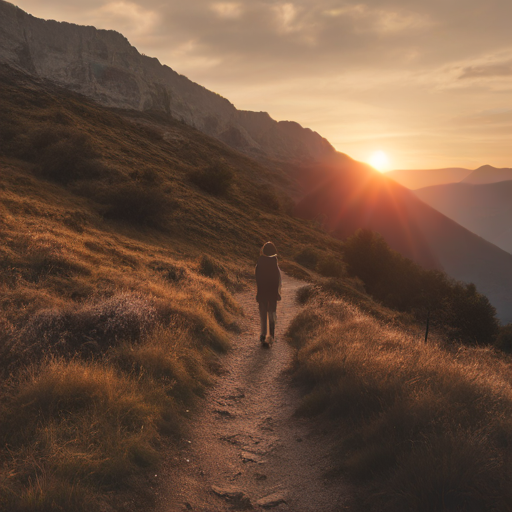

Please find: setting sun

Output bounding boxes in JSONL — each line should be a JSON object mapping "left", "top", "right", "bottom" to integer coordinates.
{"left": 368, "top": 150, "right": 390, "bottom": 172}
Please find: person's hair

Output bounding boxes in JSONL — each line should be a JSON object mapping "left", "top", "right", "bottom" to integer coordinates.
{"left": 262, "top": 241, "right": 277, "bottom": 256}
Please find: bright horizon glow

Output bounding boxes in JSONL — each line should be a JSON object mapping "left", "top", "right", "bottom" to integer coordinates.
{"left": 368, "top": 151, "right": 390, "bottom": 172}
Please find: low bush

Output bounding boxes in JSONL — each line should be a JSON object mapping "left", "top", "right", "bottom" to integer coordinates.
{"left": 198, "top": 254, "right": 226, "bottom": 279}
{"left": 20, "top": 293, "right": 157, "bottom": 357}
{"left": 316, "top": 254, "right": 344, "bottom": 278}
{"left": 256, "top": 185, "right": 281, "bottom": 212}
{"left": 295, "top": 284, "right": 318, "bottom": 305}
{"left": 149, "top": 260, "right": 187, "bottom": 282}
{"left": 10, "top": 125, "right": 107, "bottom": 184}
{"left": 100, "top": 181, "right": 173, "bottom": 226}
{"left": 189, "top": 162, "right": 234, "bottom": 195}
{"left": 294, "top": 245, "right": 321, "bottom": 270}
{"left": 496, "top": 324, "right": 512, "bottom": 352}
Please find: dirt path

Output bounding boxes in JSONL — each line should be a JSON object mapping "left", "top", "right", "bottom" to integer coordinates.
{"left": 155, "top": 274, "right": 347, "bottom": 511}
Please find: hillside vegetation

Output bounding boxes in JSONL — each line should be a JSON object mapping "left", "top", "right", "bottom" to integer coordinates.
{"left": 0, "top": 64, "right": 342, "bottom": 511}
{"left": 2, "top": 61, "right": 512, "bottom": 512}
{"left": 287, "top": 282, "right": 512, "bottom": 511}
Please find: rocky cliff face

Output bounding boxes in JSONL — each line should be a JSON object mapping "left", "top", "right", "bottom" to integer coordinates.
{"left": 0, "top": 0, "right": 335, "bottom": 162}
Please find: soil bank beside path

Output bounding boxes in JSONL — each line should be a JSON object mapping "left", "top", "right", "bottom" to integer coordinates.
{"left": 154, "top": 274, "right": 348, "bottom": 511}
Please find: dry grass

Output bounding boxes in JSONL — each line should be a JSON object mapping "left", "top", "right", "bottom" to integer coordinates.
{"left": 287, "top": 289, "right": 512, "bottom": 511}
{"left": 0, "top": 63, "right": 345, "bottom": 510}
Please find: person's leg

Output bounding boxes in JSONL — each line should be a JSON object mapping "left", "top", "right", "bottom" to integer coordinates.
{"left": 258, "top": 301, "right": 268, "bottom": 341}
{"left": 268, "top": 300, "right": 277, "bottom": 338}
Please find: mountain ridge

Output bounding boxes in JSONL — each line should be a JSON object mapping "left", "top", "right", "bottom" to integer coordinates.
{"left": 462, "top": 165, "right": 512, "bottom": 185}
{"left": 414, "top": 181, "right": 512, "bottom": 255}
{"left": 0, "top": 0, "right": 335, "bottom": 163}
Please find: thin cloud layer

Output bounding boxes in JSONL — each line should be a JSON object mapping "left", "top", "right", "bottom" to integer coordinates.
{"left": 13, "top": 0, "right": 512, "bottom": 169}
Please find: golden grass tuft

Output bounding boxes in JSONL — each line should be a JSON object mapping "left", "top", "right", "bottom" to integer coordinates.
{"left": 0, "top": 358, "right": 180, "bottom": 510}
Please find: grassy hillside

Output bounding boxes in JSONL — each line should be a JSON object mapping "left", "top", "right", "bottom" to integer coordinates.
{"left": 0, "top": 63, "right": 343, "bottom": 511}
{"left": 287, "top": 282, "right": 512, "bottom": 511}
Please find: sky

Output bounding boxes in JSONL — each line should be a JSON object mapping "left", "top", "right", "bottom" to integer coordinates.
{"left": 13, "top": 0, "right": 512, "bottom": 171}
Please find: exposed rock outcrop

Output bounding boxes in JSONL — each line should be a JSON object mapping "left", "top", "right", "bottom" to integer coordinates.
{"left": 0, "top": 0, "right": 335, "bottom": 162}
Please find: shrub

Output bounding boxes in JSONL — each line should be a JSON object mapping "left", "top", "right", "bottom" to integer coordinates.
{"left": 294, "top": 246, "right": 321, "bottom": 270}
{"left": 256, "top": 185, "right": 281, "bottom": 212}
{"left": 198, "top": 255, "right": 226, "bottom": 279}
{"left": 316, "top": 255, "right": 344, "bottom": 278}
{"left": 149, "top": 261, "right": 187, "bottom": 282}
{"left": 16, "top": 126, "right": 106, "bottom": 184}
{"left": 495, "top": 324, "right": 512, "bottom": 352}
{"left": 296, "top": 285, "right": 318, "bottom": 305}
{"left": 19, "top": 293, "right": 157, "bottom": 357}
{"left": 189, "top": 162, "right": 234, "bottom": 195}
{"left": 101, "top": 182, "right": 172, "bottom": 226}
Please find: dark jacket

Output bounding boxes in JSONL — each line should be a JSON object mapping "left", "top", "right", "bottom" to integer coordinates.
{"left": 255, "top": 255, "right": 282, "bottom": 302}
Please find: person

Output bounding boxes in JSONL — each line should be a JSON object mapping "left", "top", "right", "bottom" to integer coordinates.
{"left": 255, "top": 241, "right": 282, "bottom": 345}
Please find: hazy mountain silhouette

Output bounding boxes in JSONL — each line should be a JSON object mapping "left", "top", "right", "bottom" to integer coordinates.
{"left": 385, "top": 168, "right": 472, "bottom": 189}
{"left": 0, "top": 0, "right": 334, "bottom": 163}
{"left": 461, "top": 165, "right": 512, "bottom": 184}
{"left": 415, "top": 181, "right": 512, "bottom": 254}
{"left": 387, "top": 165, "right": 512, "bottom": 190}
{"left": 296, "top": 162, "right": 512, "bottom": 323}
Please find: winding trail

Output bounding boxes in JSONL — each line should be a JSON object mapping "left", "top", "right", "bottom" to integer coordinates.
{"left": 155, "top": 274, "right": 347, "bottom": 511}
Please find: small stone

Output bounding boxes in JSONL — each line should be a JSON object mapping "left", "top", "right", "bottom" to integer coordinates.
{"left": 212, "top": 485, "right": 244, "bottom": 500}
{"left": 211, "top": 485, "right": 247, "bottom": 504}
{"left": 214, "top": 409, "right": 234, "bottom": 418}
{"left": 184, "top": 502, "right": 192, "bottom": 510}
{"left": 241, "top": 451, "right": 265, "bottom": 464}
{"left": 296, "top": 437, "right": 303, "bottom": 443}
{"left": 256, "top": 492, "right": 288, "bottom": 508}
{"left": 255, "top": 473, "right": 267, "bottom": 481}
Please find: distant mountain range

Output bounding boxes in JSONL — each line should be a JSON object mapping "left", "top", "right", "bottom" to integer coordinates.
{"left": 387, "top": 165, "right": 512, "bottom": 190}
{"left": 385, "top": 167, "right": 472, "bottom": 190}
{"left": 0, "top": 0, "right": 334, "bottom": 163}
{"left": 462, "top": 165, "right": 512, "bottom": 185}
{"left": 1, "top": 0, "right": 512, "bottom": 323}
{"left": 415, "top": 181, "right": 512, "bottom": 254}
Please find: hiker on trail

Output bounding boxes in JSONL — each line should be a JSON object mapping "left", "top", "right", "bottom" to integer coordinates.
{"left": 255, "top": 241, "right": 282, "bottom": 346}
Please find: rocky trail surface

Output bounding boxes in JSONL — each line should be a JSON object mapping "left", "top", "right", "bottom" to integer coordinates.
{"left": 154, "top": 274, "right": 347, "bottom": 511}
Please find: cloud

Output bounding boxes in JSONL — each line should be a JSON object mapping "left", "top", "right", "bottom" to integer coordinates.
{"left": 211, "top": 3, "right": 242, "bottom": 20}
{"left": 91, "top": 1, "right": 158, "bottom": 36}
{"left": 460, "top": 60, "right": 512, "bottom": 79}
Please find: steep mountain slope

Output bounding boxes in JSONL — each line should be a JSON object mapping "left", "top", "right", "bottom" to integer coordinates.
{"left": 461, "top": 165, "right": 512, "bottom": 184}
{"left": 0, "top": 62, "right": 341, "bottom": 262}
{"left": 415, "top": 181, "right": 512, "bottom": 254}
{"left": 385, "top": 167, "right": 471, "bottom": 189}
{"left": 0, "top": 0, "right": 335, "bottom": 163}
{"left": 296, "top": 163, "right": 512, "bottom": 323}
